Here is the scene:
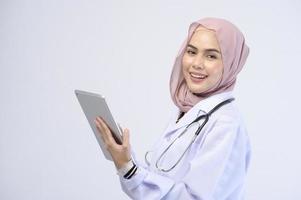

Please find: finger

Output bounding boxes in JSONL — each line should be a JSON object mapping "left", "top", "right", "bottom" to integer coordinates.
{"left": 96, "top": 117, "right": 119, "bottom": 147}
{"left": 94, "top": 118, "right": 111, "bottom": 143}
{"left": 122, "top": 128, "right": 130, "bottom": 147}
{"left": 94, "top": 119, "right": 107, "bottom": 141}
{"left": 95, "top": 117, "right": 110, "bottom": 138}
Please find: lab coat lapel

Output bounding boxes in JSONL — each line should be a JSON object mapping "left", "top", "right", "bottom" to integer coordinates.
{"left": 164, "top": 106, "right": 203, "bottom": 138}
{"left": 163, "top": 91, "right": 234, "bottom": 137}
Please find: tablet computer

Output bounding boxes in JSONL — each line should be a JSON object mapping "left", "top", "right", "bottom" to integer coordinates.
{"left": 75, "top": 89, "right": 122, "bottom": 160}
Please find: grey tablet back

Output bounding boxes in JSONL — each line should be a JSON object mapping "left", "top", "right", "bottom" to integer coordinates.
{"left": 75, "top": 90, "right": 122, "bottom": 160}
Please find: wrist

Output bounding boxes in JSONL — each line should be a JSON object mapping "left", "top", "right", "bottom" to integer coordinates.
{"left": 117, "top": 160, "right": 138, "bottom": 179}
{"left": 115, "top": 158, "right": 131, "bottom": 170}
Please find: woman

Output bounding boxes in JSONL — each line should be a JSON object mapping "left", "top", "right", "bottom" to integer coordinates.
{"left": 95, "top": 17, "right": 251, "bottom": 200}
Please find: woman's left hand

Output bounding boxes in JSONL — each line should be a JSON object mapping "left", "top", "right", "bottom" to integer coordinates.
{"left": 94, "top": 117, "right": 131, "bottom": 169}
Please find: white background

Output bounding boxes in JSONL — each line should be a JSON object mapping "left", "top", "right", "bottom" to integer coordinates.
{"left": 1, "top": 0, "right": 301, "bottom": 199}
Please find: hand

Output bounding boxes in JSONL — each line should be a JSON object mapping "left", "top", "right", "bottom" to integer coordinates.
{"left": 94, "top": 117, "right": 131, "bottom": 169}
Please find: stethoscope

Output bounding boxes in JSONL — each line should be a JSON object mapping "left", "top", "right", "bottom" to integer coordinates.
{"left": 145, "top": 98, "right": 235, "bottom": 172}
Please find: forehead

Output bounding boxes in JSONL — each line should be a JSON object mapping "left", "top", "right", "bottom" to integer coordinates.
{"left": 189, "top": 26, "right": 220, "bottom": 49}
{"left": 195, "top": 26, "right": 215, "bottom": 33}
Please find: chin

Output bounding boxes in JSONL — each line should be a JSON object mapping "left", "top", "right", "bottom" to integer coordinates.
{"left": 187, "top": 85, "right": 205, "bottom": 94}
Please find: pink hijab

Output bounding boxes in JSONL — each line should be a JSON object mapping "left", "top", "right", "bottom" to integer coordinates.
{"left": 170, "top": 18, "right": 250, "bottom": 112}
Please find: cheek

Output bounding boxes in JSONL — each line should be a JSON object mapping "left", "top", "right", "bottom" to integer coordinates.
{"left": 182, "top": 55, "right": 193, "bottom": 69}
{"left": 211, "top": 64, "right": 223, "bottom": 80}
{"left": 205, "top": 61, "right": 223, "bottom": 77}
{"left": 207, "top": 59, "right": 222, "bottom": 71}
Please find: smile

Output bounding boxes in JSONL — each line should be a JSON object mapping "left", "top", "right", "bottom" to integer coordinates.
{"left": 189, "top": 72, "right": 208, "bottom": 79}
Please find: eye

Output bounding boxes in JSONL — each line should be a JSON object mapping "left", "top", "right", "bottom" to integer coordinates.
{"left": 186, "top": 49, "right": 196, "bottom": 55}
{"left": 206, "top": 54, "right": 217, "bottom": 59}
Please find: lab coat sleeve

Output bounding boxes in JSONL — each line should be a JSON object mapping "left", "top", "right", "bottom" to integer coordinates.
{"left": 119, "top": 116, "right": 249, "bottom": 200}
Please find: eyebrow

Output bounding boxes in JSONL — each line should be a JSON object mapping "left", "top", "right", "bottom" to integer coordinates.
{"left": 187, "top": 44, "right": 221, "bottom": 54}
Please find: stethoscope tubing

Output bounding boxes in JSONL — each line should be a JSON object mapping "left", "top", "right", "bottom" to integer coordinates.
{"left": 146, "top": 98, "right": 235, "bottom": 172}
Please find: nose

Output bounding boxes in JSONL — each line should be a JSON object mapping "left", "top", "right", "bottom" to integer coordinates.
{"left": 192, "top": 56, "right": 204, "bottom": 70}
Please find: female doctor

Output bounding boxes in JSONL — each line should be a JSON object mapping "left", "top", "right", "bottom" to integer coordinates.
{"left": 94, "top": 17, "right": 251, "bottom": 200}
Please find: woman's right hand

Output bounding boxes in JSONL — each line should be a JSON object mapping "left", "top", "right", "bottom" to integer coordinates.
{"left": 94, "top": 117, "right": 132, "bottom": 169}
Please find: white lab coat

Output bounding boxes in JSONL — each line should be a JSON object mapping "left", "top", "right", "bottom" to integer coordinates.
{"left": 119, "top": 91, "right": 251, "bottom": 200}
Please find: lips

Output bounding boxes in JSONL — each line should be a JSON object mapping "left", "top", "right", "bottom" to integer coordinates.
{"left": 189, "top": 72, "right": 208, "bottom": 79}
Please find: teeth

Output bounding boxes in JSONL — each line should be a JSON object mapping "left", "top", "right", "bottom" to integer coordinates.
{"left": 190, "top": 73, "right": 207, "bottom": 79}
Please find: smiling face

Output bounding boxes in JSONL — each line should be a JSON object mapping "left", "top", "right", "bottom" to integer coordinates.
{"left": 182, "top": 26, "right": 224, "bottom": 94}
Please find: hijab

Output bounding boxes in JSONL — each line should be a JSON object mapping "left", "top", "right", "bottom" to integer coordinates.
{"left": 170, "top": 17, "right": 250, "bottom": 113}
